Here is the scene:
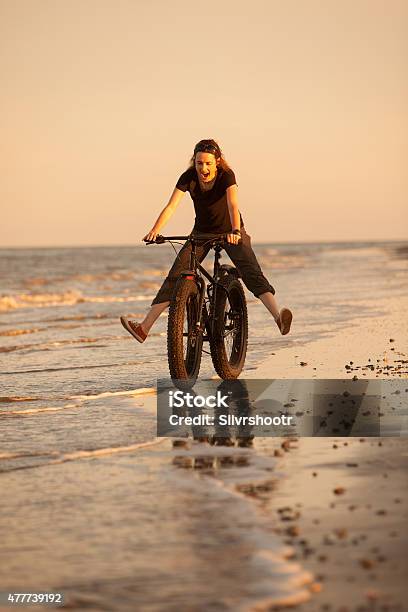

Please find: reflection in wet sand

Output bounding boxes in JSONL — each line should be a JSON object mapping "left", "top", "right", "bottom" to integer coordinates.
{"left": 1, "top": 421, "right": 315, "bottom": 610}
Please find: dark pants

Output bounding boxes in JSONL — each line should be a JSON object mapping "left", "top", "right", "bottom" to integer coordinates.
{"left": 152, "top": 228, "right": 275, "bottom": 305}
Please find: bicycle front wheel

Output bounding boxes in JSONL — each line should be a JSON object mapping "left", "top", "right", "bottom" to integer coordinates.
{"left": 167, "top": 277, "right": 203, "bottom": 384}
{"left": 209, "top": 276, "right": 248, "bottom": 379}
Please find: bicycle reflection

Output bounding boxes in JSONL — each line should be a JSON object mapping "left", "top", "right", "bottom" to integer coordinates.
{"left": 171, "top": 379, "right": 255, "bottom": 444}
{"left": 169, "top": 380, "right": 255, "bottom": 472}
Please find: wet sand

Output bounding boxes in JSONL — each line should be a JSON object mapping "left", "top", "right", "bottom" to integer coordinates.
{"left": 1, "top": 406, "right": 315, "bottom": 611}
{"left": 1, "top": 276, "right": 407, "bottom": 610}
{"left": 262, "top": 436, "right": 408, "bottom": 611}
{"left": 2, "top": 390, "right": 407, "bottom": 611}
{"left": 244, "top": 294, "right": 408, "bottom": 610}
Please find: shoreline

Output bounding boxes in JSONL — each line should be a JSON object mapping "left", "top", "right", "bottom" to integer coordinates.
{"left": 242, "top": 293, "right": 408, "bottom": 610}
{"left": 249, "top": 295, "right": 408, "bottom": 380}
{"left": 1, "top": 238, "right": 406, "bottom": 251}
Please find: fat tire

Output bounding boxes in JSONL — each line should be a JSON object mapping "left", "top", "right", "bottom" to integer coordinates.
{"left": 167, "top": 277, "right": 203, "bottom": 385}
{"left": 209, "top": 275, "right": 248, "bottom": 379}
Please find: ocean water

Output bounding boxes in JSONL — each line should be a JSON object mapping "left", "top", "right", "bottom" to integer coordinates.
{"left": 1, "top": 240, "right": 407, "bottom": 414}
{"left": 1, "top": 240, "right": 407, "bottom": 610}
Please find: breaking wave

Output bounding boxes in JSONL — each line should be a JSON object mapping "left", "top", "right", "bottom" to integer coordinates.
{"left": 0, "top": 327, "right": 40, "bottom": 337}
{"left": 0, "top": 291, "right": 155, "bottom": 312}
{"left": 0, "top": 334, "right": 128, "bottom": 354}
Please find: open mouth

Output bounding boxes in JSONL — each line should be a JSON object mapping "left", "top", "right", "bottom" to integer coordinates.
{"left": 201, "top": 172, "right": 210, "bottom": 180}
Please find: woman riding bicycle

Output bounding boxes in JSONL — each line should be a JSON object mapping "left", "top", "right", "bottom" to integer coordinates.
{"left": 120, "top": 139, "right": 292, "bottom": 343}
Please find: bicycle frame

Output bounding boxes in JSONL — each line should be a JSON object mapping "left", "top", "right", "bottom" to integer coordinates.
{"left": 148, "top": 234, "right": 231, "bottom": 341}
{"left": 187, "top": 237, "right": 226, "bottom": 341}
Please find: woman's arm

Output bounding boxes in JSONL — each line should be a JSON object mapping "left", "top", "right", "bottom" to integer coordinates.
{"left": 226, "top": 184, "right": 241, "bottom": 244}
{"left": 143, "top": 188, "right": 185, "bottom": 241}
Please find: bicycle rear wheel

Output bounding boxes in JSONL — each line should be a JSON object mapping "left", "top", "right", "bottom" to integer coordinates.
{"left": 167, "top": 277, "right": 203, "bottom": 384}
{"left": 209, "top": 275, "right": 248, "bottom": 379}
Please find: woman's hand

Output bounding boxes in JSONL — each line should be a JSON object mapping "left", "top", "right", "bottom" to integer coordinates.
{"left": 226, "top": 232, "right": 241, "bottom": 245}
{"left": 143, "top": 230, "right": 159, "bottom": 242}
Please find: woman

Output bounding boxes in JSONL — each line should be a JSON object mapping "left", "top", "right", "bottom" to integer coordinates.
{"left": 120, "top": 139, "right": 292, "bottom": 343}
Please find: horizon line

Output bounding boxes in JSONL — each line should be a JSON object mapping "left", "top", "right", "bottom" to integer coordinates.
{"left": 1, "top": 237, "right": 407, "bottom": 250}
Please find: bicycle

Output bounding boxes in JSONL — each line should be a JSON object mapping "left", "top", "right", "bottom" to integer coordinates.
{"left": 145, "top": 233, "right": 248, "bottom": 384}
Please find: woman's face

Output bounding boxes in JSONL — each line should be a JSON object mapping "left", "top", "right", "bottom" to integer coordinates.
{"left": 195, "top": 152, "right": 219, "bottom": 183}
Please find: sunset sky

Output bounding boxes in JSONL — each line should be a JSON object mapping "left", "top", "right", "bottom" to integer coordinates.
{"left": 1, "top": 0, "right": 407, "bottom": 246}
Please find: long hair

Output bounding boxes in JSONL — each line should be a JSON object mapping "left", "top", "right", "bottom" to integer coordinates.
{"left": 187, "top": 139, "right": 231, "bottom": 171}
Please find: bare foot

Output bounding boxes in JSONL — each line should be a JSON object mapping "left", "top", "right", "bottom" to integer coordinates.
{"left": 275, "top": 308, "right": 293, "bottom": 335}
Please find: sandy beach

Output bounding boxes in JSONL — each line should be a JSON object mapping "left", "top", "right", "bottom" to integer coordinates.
{"left": 263, "top": 436, "right": 408, "bottom": 611}
{"left": 244, "top": 294, "right": 408, "bottom": 610}
{"left": 253, "top": 295, "right": 408, "bottom": 381}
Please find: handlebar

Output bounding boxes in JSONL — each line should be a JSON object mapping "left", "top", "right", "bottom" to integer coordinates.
{"left": 144, "top": 235, "right": 190, "bottom": 244}
{"left": 144, "top": 233, "right": 240, "bottom": 245}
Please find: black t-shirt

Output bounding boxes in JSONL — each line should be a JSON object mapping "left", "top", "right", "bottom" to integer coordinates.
{"left": 175, "top": 166, "right": 244, "bottom": 233}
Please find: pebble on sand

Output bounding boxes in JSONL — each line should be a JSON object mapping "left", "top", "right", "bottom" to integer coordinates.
{"left": 285, "top": 525, "right": 300, "bottom": 537}
{"left": 281, "top": 440, "right": 292, "bottom": 452}
{"left": 334, "top": 528, "right": 348, "bottom": 539}
{"left": 359, "top": 558, "right": 375, "bottom": 569}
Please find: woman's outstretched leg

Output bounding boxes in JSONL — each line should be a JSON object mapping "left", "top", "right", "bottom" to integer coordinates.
{"left": 258, "top": 291, "right": 280, "bottom": 320}
{"left": 142, "top": 302, "right": 170, "bottom": 333}
{"left": 224, "top": 229, "right": 293, "bottom": 336}
{"left": 120, "top": 301, "right": 169, "bottom": 343}
{"left": 121, "top": 237, "right": 210, "bottom": 344}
